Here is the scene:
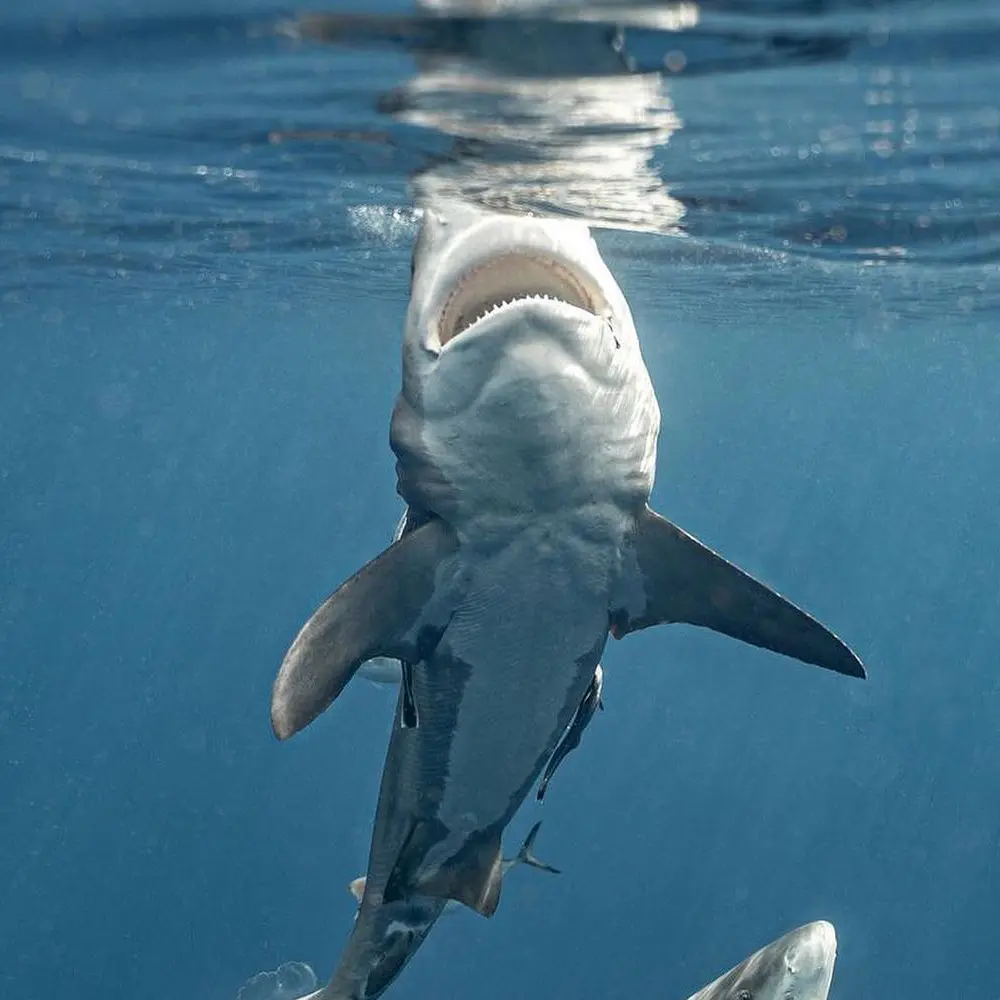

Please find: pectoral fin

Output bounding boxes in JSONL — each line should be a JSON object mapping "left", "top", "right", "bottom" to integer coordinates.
{"left": 614, "top": 507, "right": 865, "bottom": 679}
{"left": 270, "top": 518, "right": 459, "bottom": 740}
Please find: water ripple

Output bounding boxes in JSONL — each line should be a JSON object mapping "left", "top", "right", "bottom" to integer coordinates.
{"left": 2, "top": 0, "right": 998, "bottom": 290}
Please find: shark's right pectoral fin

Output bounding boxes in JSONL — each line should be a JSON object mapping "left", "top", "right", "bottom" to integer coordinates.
{"left": 614, "top": 507, "right": 865, "bottom": 679}
{"left": 270, "top": 519, "right": 459, "bottom": 740}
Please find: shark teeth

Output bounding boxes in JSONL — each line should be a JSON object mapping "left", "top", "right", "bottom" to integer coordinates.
{"left": 436, "top": 252, "right": 603, "bottom": 346}
{"left": 468, "top": 292, "right": 559, "bottom": 328}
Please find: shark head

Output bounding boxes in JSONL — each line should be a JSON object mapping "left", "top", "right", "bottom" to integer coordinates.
{"left": 405, "top": 203, "right": 639, "bottom": 355}
{"left": 390, "top": 203, "right": 660, "bottom": 525}
{"left": 780, "top": 920, "right": 838, "bottom": 998}
{"left": 687, "top": 921, "right": 837, "bottom": 1000}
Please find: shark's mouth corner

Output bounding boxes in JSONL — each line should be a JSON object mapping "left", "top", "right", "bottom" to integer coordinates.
{"left": 437, "top": 252, "right": 604, "bottom": 346}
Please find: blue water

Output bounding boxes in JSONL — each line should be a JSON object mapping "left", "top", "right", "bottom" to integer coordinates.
{"left": 2, "top": 1, "right": 998, "bottom": 998}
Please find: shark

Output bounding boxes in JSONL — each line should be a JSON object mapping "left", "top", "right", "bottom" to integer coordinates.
{"left": 269, "top": 204, "right": 865, "bottom": 998}
{"left": 685, "top": 920, "right": 837, "bottom": 1000}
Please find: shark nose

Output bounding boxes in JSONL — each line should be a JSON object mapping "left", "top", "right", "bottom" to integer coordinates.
{"left": 786, "top": 920, "right": 837, "bottom": 977}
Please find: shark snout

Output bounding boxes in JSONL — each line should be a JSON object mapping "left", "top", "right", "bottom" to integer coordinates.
{"left": 785, "top": 920, "right": 837, "bottom": 992}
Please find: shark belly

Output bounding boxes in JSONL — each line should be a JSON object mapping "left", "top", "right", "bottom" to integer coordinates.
{"left": 387, "top": 317, "right": 648, "bottom": 904}
{"left": 391, "top": 308, "right": 659, "bottom": 535}
{"left": 395, "top": 521, "right": 613, "bottom": 883}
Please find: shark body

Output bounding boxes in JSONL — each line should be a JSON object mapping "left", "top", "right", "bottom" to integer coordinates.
{"left": 270, "top": 206, "right": 864, "bottom": 998}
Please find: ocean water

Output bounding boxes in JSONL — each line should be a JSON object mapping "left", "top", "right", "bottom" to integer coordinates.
{"left": 2, "top": 1, "right": 998, "bottom": 998}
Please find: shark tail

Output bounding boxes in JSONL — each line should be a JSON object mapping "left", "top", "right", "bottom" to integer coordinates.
{"left": 510, "top": 821, "right": 561, "bottom": 875}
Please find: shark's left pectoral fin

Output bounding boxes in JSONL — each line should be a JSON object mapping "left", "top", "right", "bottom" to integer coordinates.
{"left": 270, "top": 519, "right": 459, "bottom": 740}
{"left": 613, "top": 507, "right": 865, "bottom": 679}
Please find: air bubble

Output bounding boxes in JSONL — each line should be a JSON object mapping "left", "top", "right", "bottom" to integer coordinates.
{"left": 236, "top": 961, "right": 318, "bottom": 1000}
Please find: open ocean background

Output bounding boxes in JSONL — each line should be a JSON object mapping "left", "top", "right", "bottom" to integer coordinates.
{"left": 2, "top": 0, "right": 999, "bottom": 998}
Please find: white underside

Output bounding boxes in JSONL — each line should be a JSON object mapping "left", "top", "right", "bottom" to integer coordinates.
{"left": 393, "top": 301, "right": 656, "bottom": 874}
{"left": 423, "top": 321, "right": 654, "bottom": 530}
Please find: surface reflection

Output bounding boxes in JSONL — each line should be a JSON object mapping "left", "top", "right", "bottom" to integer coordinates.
{"left": 282, "top": 0, "right": 861, "bottom": 232}
{"left": 288, "top": 3, "right": 691, "bottom": 233}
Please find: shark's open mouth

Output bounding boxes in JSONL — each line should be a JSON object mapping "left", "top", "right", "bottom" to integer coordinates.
{"left": 437, "top": 252, "right": 604, "bottom": 346}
